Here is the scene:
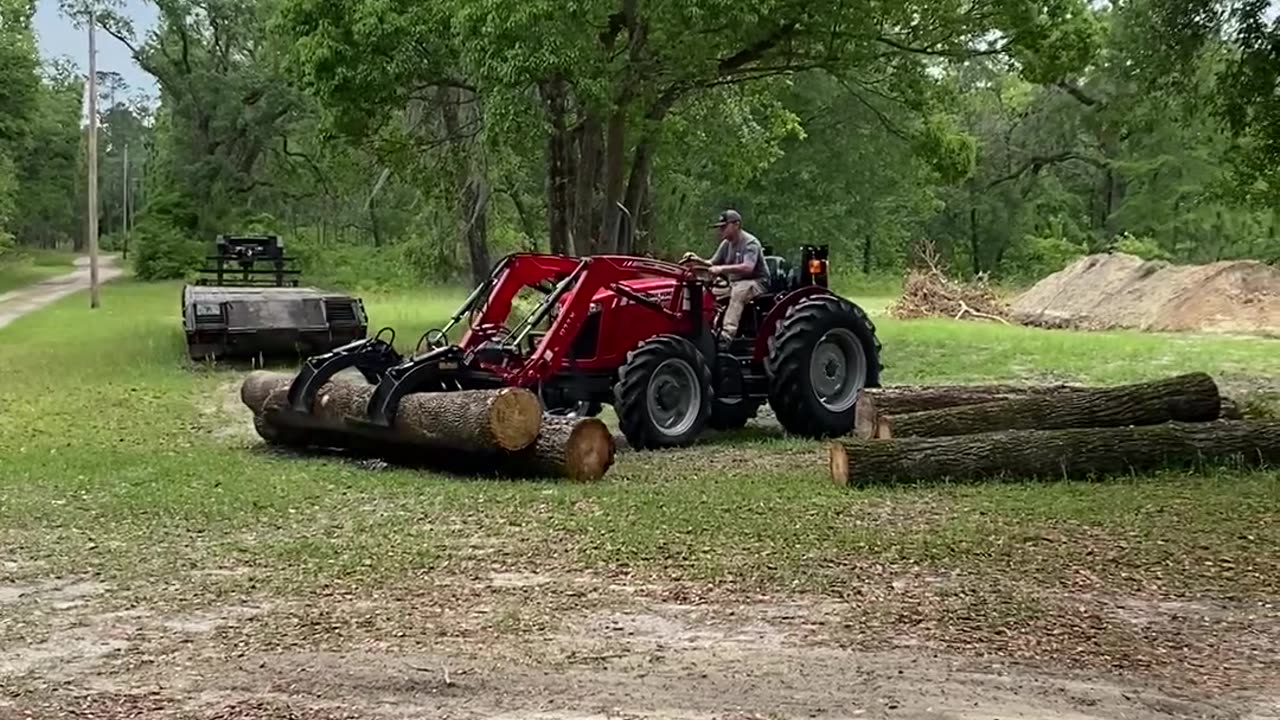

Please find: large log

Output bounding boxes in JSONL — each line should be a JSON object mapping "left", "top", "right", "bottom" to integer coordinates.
{"left": 244, "top": 371, "right": 542, "bottom": 452}
{"left": 428, "top": 416, "right": 617, "bottom": 481}
{"left": 865, "top": 383, "right": 1082, "bottom": 415}
{"left": 881, "top": 372, "right": 1221, "bottom": 439}
{"left": 868, "top": 381, "right": 1245, "bottom": 420}
{"left": 830, "top": 420, "right": 1280, "bottom": 487}
{"left": 510, "top": 416, "right": 615, "bottom": 481}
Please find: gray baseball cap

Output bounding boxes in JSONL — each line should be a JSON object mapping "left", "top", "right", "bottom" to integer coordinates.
{"left": 710, "top": 209, "right": 742, "bottom": 228}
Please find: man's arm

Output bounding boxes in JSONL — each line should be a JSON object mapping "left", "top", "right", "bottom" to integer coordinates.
{"left": 682, "top": 240, "right": 727, "bottom": 266}
{"left": 711, "top": 240, "right": 760, "bottom": 277}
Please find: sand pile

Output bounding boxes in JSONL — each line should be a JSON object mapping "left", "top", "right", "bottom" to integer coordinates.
{"left": 1012, "top": 253, "right": 1280, "bottom": 337}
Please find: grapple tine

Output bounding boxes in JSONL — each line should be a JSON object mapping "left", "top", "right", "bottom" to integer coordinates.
{"left": 355, "top": 345, "right": 465, "bottom": 428}
{"left": 286, "top": 330, "right": 404, "bottom": 413}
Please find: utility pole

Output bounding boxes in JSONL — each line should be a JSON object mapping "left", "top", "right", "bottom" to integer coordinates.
{"left": 87, "top": 5, "right": 100, "bottom": 309}
{"left": 122, "top": 142, "right": 129, "bottom": 260}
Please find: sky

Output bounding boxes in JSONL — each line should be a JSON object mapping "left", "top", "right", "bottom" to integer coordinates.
{"left": 34, "top": 0, "right": 159, "bottom": 100}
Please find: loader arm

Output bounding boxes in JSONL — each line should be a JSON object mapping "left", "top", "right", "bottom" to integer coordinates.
{"left": 458, "top": 254, "right": 699, "bottom": 388}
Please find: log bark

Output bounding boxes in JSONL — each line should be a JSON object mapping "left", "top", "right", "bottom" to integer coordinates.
{"left": 243, "top": 372, "right": 541, "bottom": 453}
{"left": 881, "top": 372, "right": 1221, "bottom": 439}
{"left": 1221, "top": 397, "right": 1244, "bottom": 420}
{"left": 829, "top": 420, "right": 1280, "bottom": 487}
{"left": 865, "top": 383, "right": 1083, "bottom": 415}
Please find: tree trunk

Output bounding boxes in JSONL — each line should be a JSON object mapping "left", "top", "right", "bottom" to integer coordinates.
{"left": 506, "top": 186, "right": 541, "bottom": 252}
{"left": 598, "top": 107, "right": 627, "bottom": 254}
{"left": 462, "top": 171, "right": 491, "bottom": 287}
{"left": 829, "top": 420, "right": 1280, "bottom": 487}
{"left": 243, "top": 372, "right": 541, "bottom": 453}
{"left": 862, "top": 233, "right": 873, "bottom": 274}
{"left": 572, "top": 114, "right": 602, "bottom": 256}
{"left": 542, "top": 79, "right": 571, "bottom": 255}
{"left": 866, "top": 383, "right": 1083, "bottom": 415}
{"left": 635, "top": 173, "right": 655, "bottom": 256}
{"left": 620, "top": 140, "right": 653, "bottom": 255}
{"left": 880, "top": 372, "right": 1221, "bottom": 439}
{"left": 969, "top": 206, "right": 982, "bottom": 275}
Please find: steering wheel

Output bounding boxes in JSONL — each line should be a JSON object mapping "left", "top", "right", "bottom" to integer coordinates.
{"left": 687, "top": 264, "right": 730, "bottom": 290}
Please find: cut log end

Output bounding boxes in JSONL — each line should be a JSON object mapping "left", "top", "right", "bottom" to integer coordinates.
{"left": 876, "top": 416, "right": 893, "bottom": 440}
{"left": 488, "top": 387, "right": 545, "bottom": 451}
{"left": 562, "top": 418, "right": 615, "bottom": 482}
{"left": 829, "top": 443, "right": 849, "bottom": 486}
{"left": 853, "top": 393, "right": 877, "bottom": 440}
{"left": 241, "top": 370, "right": 293, "bottom": 413}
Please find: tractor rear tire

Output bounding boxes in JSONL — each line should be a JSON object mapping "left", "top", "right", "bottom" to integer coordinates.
{"left": 766, "top": 294, "right": 881, "bottom": 438}
{"left": 614, "top": 334, "right": 712, "bottom": 450}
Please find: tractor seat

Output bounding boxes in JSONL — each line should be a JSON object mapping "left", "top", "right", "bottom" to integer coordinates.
{"left": 764, "top": 255, "right": 792, "bottom": 294}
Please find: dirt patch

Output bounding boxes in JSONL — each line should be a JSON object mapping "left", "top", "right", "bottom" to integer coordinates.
{"left": 2, "top": 564, "right": 1278, "bottom": 720}
{"left": 3, "top": 589, "right": 1272, "bottom": 719}
{"left": 1013, "top": 253, "right": 1280, "bottom": 336}
{"left": 195, "top": 379, "right": 260, "bottom": 444}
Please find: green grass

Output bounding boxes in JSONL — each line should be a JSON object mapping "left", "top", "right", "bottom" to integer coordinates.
{"left": 0, "top": 281, "right": 1277, "bottom": 607}
{"left": 0, "top": 249, "right": 77, "bottom": 293}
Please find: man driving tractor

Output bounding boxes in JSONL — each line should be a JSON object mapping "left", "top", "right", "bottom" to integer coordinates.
{"left": 681, "top": 209, "right": 770, "bottom": 338}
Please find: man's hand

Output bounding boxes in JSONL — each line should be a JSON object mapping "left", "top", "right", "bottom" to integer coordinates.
{"left": 708, "top": 265, "right": 726, "bottom": 276}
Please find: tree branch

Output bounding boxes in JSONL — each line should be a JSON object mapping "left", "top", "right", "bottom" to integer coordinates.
{"left": 718, "top": 23, "right": 798, "bottom": 73}
{"left": 985, "top": 151, "right": 1106, "bottom": 188}
{"left": 1056, "top": 81, "right": 1102, "bottom": 107}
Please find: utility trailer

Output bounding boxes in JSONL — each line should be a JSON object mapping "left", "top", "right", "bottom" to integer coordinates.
{"left": 182, "top": 234, "right": 369, "bottom": 361}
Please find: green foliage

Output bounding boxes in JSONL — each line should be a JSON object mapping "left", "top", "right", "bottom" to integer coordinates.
{"left": 914, "top": 114, "right": 978, "bottom": 183}
{"left": 132, "top": 220, "right": 203, "bottom": 281}
{"left": 1111, "top": 231, "right": 1173, "bottom": 261}
{"left": 0, "top": 150, "right": 16, "bottom": 254}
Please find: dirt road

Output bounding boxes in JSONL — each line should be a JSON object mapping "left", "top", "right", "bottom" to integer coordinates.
{"left": 0, "top": 254, "right": 124, "bottom": 330}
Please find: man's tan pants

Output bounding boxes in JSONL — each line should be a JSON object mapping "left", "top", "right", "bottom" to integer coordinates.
{"left": 713, "top": 279, "right": 766, "bottom": 336}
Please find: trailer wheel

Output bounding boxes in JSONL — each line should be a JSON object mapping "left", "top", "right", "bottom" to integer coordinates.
{"left": 614, "top": 334, "right": 712, "bottom": 449}
{"left": 766, "top": 294, "right": 881, "bottom": 438}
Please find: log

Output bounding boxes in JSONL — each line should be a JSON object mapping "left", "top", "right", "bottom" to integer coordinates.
{"left": 1221, "top": 397, "right": 1245, "bottom": 420}
{"left": 244, "top": 372, "right": 542, "bottom": 453}
{"left": 866, "top": 382, "right": 1083, "bottom": 415}
{"left": 511, "top": 416, "right": 615, "bottom": 481}
{"left": 829, "top": 420, "right": 1280, "bottom": 487}
{"left": 435, "top": 416, "right": 617, "bottom": 481}
{"left": 881, "top": 372, "right": 1221, "bottom": 439}
{"left": 853, "top": 392, "right": 878, "bottom": 440}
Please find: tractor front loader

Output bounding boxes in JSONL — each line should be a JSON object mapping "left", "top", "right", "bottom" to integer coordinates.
{"left": 255, "top": 246, "right": 883, "bottom": 455}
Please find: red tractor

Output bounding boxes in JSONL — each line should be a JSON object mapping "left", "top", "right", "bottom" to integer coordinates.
{"left": 282, "top": 245, "right": 882, "bottom": 449}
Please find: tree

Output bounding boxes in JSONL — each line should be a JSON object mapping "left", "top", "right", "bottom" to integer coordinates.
{"left": 277, "top": 0, "right": 1102, "bottom": 275}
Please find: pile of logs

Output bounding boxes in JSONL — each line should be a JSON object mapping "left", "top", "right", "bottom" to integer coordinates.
{"left": 239, "top": 371, "right": 616, "bottom": 482}
{"left": 832, "top": 372, "right": 1280, "bottom": 487}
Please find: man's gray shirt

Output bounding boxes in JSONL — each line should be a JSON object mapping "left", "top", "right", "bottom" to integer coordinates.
{"left": 710, "top": 230, "right": 768, "bottom": 283}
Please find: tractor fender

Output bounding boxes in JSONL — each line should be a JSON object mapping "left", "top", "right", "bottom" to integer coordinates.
{"left": 751, "top": 285, "right": 834, "bottom": 362}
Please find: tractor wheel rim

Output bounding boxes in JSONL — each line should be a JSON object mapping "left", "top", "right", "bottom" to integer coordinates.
{"left": 809, "top": 328, "right": 864, "bottom": 413}
{"left": 647, "top": 358, "right": 701, "bottom": 437}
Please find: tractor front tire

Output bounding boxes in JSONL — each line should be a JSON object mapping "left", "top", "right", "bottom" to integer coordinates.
{"left": 766, "top": 294, "right": 881, "bottom": 438}
{"left": 614, "top": 335, "right": 712, "bottom": 450}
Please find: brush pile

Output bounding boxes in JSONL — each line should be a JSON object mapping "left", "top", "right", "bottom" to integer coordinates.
{"left": 888, "top": 242, "right": 1011, "bottom": 323}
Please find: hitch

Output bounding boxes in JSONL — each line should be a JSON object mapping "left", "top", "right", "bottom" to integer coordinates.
{"left": 286, "top": 327, "right": 403, "bottom": 413}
